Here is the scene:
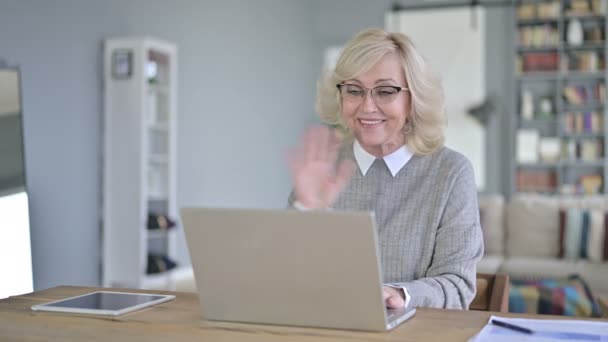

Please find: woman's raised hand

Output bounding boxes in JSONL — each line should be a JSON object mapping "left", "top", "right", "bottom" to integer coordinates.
{"left": 288, "top": 126, "right": 355, "bottom": 209}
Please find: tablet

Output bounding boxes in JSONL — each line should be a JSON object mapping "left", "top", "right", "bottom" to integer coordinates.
{"left": 31, "top": 291, "right": 175, "bottom": 316}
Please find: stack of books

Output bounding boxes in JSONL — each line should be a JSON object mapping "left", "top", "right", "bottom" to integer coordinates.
{"left": 519, "top": 52, "right": 559, "bottom": 72}
{"left": 517, "top": 170, "right": 558, "bottom": 192}
{"left": 563, "top": 111, "right": 603, "bottom": 134}
{"left": 563, "top": 83, "right": 606, "bottom": 105}
{"left": 567, "top": 51, "right": 603, "bottom": 72}
{"left": 561, "top": 138, "right": 603, "bottom": 161}
{"left": 518, "top": 25, "right": 559, "bottom": 47}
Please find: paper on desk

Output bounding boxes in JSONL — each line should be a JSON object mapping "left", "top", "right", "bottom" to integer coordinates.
{"left": 469, "top": 315, "right": 608, "bottom": 342}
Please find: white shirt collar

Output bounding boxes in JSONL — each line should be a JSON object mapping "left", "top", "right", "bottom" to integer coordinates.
{"left": 353, "top": 140, "right": 413, "bottom": 177}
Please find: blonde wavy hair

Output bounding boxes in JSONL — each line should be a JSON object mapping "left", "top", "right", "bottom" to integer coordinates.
{"left": 316, "top": 28, "right": 446, "bottom": 155}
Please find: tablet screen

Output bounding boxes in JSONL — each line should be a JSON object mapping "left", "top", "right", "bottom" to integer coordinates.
{"left": 48, "top": 292, "right": 167, "bottom": 310}
{"left": 32, "top": 291, "right": 175, "bottom": 315}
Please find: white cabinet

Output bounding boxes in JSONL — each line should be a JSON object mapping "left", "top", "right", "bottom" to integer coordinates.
{"left": 102, "top": 37, "right": 185, "bottom": 289}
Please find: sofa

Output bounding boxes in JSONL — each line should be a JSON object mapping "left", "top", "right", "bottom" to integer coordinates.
{"left": 176, "top": 193, "right": 608, "bottom": 303}
{"left": 478, "top": 193, "right": 608, "bottom": 299}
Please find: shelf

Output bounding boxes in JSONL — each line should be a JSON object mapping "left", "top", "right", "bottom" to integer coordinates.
{"left": 517, "top": 162, "right": 560, "bottom": 168}
{"left": 561, "top": 160, "right": 605, "bottom": 167}
{"left": 564, "top": 43, "right": 605, "bottom": 50}
{"left": 517, "top": 71, "right": 559, "bottom": 81}
{"left": 518, "top": 160, "right": 606, "bottom": 168}
{"left": 564, "top": 13, "right": 606, "bottom": 20}
{"left": 517, "top": 18, "right": 559, "bottom": 25}
{"left": 518, "top": 71, "right": 606, "bottom": 81}
{"left": 516, "top": 188, "right": 558, "bottom": 195}
{"left": 564, "top": 102, "right": 604, "bottom": 111}
{"left": 519, "top": 116, "right": 558, "bottom": 124}
{"left": 561, "top": 132, "right": 604, "bottom": 138}
{"left": 564, "top": 71, "right": 605, "bottom": 79}
{"left": 517, "top": 46, "right": 559, "bottom": 53}
{"left": 103, "top": 37, "right": 179, "bottom": 291}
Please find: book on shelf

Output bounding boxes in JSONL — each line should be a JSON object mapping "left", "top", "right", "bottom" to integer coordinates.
{"left": 563, "top": 111, "right": 603, "bottom": 134}
{"left": 566, "top": 51, "right": 603, "bottom": 72}
{"left": 563, "top": 85, "right": 584, "bottom": 104}
{"left": 538, "top": 1, "right": 561, "bottom": 18}
{"left": 563, "top": 82, "right": 605, "bottom": 105}
{"left": 581, "top": 21, "right": 604, "bottom": 42}
{"left": 518, "top": 25, "right": 559, "bottom": 47}
{"left": 562, "top": 138, "right": 577, "bottom": 160}
{"left": 561, "top": 137, "right": 603, "bottom": 160}
{"left": 518, "top": 52, "right": 559, "bottom": 72}
{"left": 580, "top": 139, "right": 603, "bottom": 161}
{"left": 516, "top": 169, "right": 557, "bottom": 192}
{"left": 518, "top": 4, "right": 536, "bottom": 19}
{"left": 516, "top": 129, "right": 540, "bottom": 163}
{"left": 580, "top": 174, "right": 603, "bottom": 194}
{"left": 539, "top": 137, "right": 561, "bottom": 162}
{"left": 567, "top": 0, "right": 607, "bottom": 15}
{"left": 518, "top": 1, "right": 560, "bottom": 20}
{"left": 598, "top": 82, "right": 606, "bottom": 102}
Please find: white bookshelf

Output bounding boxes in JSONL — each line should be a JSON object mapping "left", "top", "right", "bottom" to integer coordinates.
{"left": 102, "top": 37, "right": 187, "bottom": 290}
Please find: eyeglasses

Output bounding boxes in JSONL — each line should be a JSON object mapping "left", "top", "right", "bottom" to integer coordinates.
{"left": 336, "top": 83, "right": 408, "bottom": 104}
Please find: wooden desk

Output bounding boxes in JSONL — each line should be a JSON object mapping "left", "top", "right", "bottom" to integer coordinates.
{"left": 0, "top": 286, "right": 603, "bottom": 341}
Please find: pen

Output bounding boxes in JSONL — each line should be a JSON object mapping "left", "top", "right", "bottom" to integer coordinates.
{"left": 490, "top": 319, "right": 534, "bottom": 334}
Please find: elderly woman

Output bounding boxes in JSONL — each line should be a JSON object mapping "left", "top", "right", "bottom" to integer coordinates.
{"left": 288, "top": 28, "right": 483, "bottom": 310}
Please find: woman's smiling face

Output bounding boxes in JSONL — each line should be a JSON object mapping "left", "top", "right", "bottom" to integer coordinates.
{"left": 339, "top": 52, "right": 410, "bottom": 157}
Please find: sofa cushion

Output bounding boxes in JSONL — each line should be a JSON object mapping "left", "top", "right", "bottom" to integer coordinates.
{"left": 500, "top": 257, "right": 579, "bottom": 279}
{"left": 506, "top": 194, "right": 608, "bottom": 258}
{"left": 478, "top": 194, "right": 505, "bottom": 255}
{"left": 506, "top": 195, "right": 561, "bottom": 257}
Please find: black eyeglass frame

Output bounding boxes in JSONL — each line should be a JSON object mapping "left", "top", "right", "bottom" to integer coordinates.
{"left": 335, "top": 83, "right": 409, "bottom": 96}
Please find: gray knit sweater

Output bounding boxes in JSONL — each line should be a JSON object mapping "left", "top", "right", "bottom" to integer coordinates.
{"left": 289, "top": 145, "right": 484, "bottom": 309}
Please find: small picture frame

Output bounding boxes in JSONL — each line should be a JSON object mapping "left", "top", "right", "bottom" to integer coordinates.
{"left": 111, "top": 49, "right": 133, "bottom": 79}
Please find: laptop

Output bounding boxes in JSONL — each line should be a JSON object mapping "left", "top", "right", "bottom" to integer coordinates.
{"left": 180, "top": 207, "right": 416, "bottom": 331}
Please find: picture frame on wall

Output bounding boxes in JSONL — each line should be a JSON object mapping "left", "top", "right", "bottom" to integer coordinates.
{"left": 111, "top": 49, "right": 133, "bottom": 79}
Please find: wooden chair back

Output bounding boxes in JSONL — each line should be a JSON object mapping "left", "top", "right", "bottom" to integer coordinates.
{"left": 470, "top": 273, "right": 510, "bottom": 312}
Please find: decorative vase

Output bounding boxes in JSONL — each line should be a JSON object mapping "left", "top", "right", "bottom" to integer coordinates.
{"left": 567, "top": 18, "right": 584, "bottom": 46}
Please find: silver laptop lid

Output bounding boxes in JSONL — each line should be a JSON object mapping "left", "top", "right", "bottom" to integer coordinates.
{"left": 181, "top": 208, "right": 389, "bottom": 331}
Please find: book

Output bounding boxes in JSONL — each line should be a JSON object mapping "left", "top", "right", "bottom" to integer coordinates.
{"left": 522, "top": 52, "right": 559, "bottom": 72}
{"left": 516, "top": 170, "right": 557, "bottom": 192}
{"left": 517, "top": 129, "right": 540, "bottom": 163}
{"left": 581, "top": 174, "right": 603, "bottom": 194}
{"left": 539, "top": 137, "right": 561, "bottom": 162}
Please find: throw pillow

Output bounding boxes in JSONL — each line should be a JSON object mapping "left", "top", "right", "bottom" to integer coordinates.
{"left": 558, "top": 209, "right": 608, "bottom": 261}
{"left": 509, "top": 275, "right": 603, "bottom": 317}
